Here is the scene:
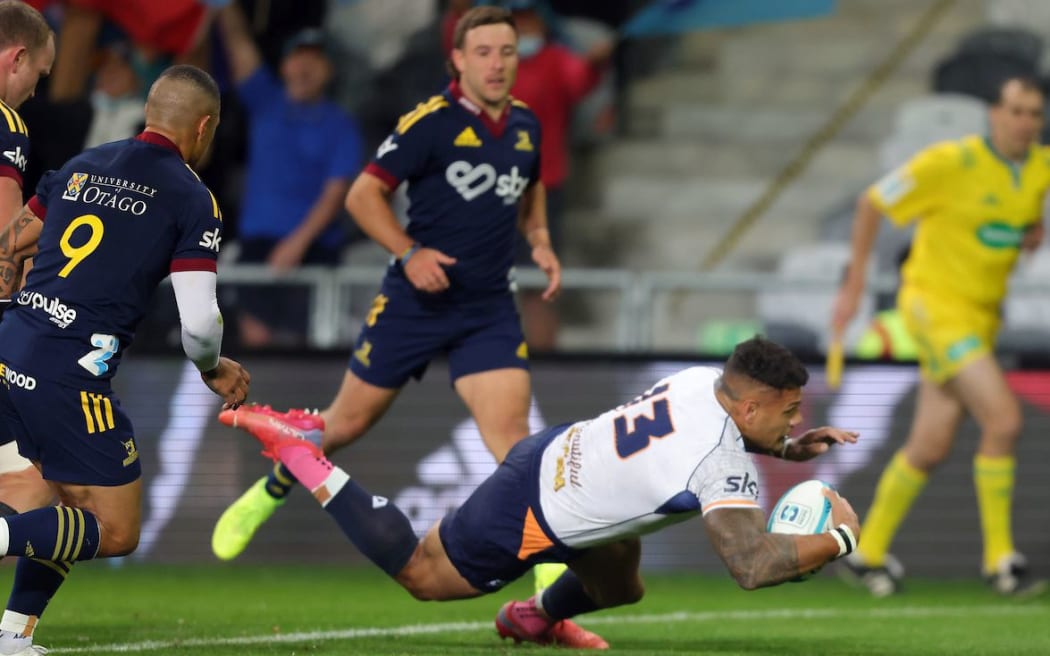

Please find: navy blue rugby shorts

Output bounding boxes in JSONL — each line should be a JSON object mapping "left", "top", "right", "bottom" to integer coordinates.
{"left": 0, "top": 359, "right": 141, "bottom": 486}
{"left": 347, "top": 280, "right": 528, "bottom": 388}
{"left": 439, "top": 425, "right": 580, "bottom": 592}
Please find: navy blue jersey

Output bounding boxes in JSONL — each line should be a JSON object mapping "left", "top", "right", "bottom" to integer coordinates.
{"left": 365, "top": 80, "right": 541, "bottom": 303}
{"left": 0, "top": 99, "right": 30, "bottom": 190}
{"left": 0, "top": 132, "right": 223, "bottom": 388}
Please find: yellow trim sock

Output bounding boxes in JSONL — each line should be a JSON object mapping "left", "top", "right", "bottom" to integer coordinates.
{"left": 856, "top": 451, "right": 928, "bottom": 567}
{"left": 974, "top": 454, "right": 1015, "bottom": 574}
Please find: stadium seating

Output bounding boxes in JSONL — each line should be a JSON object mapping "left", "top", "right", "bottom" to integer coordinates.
{"left": 755, "top": 242, "right": 874, "bottom": 356}
{"left": 985, "top": 0, "right": 1050, "bottom": 47}
{"left": 877, "top": 94, "right": 987, "bottom": 170}
{"left": 1001, "top": 248, "right": 1050, "bottom": 356}
{"left": 958, "top": 26, "right": 1043, "bottom": 66}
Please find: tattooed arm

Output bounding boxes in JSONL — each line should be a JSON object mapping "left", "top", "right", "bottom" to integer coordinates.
{"left": 0, "top": 206, "right": 43, "bottom": 298}
{"left": 702, "top": 505, "right": 852, "bottom": 590}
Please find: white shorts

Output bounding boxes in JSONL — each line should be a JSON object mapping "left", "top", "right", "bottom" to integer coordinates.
{"left": 0, "top": 441, "right": 33, "bottom": 475}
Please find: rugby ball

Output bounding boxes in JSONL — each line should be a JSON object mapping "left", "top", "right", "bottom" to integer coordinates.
{"left": 767, "top": 479, "right": 834, "bottom": 535}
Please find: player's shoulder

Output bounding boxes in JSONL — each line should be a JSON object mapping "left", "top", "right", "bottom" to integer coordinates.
{"left": 914, "top": 136, "right": 972, "bottom": 165}
{"left": 509, "top": 97, "right": 540, "bottom": 125}
{"left": 1033, "top": 144, "right": 1050, "bottom": 170}
{"left": 124, "top": 138, "right": 222, "bottom": 221}
{"left": 668, "top": 365, "right": 720, "bottom": 389}
{"left": 0, "top": 100, "right": 29, "bottom": 139}
{"left": 175, "top": 162, "right": 223, "bottom": 222}
{"left": 645, "top": 366, "right": 719, "bottom": 408}
{"left": 394, "top": 93, "right": 452, "bottom": 136}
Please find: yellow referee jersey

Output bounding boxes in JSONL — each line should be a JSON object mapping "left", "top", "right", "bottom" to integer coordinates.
{"left": 868, "top": 135, "right": 1050, "bottom": 308}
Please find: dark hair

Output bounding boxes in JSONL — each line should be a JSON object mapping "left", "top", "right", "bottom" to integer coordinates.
{"left": 724, "top": 336, "right": 809, "bottom": 390}
{"left": 445, "top": 6, "right": 517, "bottom": 80}
{"left": 0, "top": 0, "right": 51, "bottom": 53}
{"left": 157, "top": 64, "right": 220, "bottom": 107}
{"left": 993, "top": 75, "right": 1043, "bottom": 105}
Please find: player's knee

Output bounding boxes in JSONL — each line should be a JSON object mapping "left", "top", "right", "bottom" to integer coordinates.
{"left": 617, "top": 579, "right": 645, "bottom": 606}
{"left": 483, "top": 424, "right": 529, "bottom": 464}
{"left": 984, "top": 409, "right": 1022, "bottom": 444}
{"left": 395, "top": 564, "right": 441, "bottom": 601}
{"left": 99, "top": 523, "right": 140, "bottom": 557}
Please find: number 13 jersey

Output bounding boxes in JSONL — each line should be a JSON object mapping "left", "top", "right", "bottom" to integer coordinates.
{"left": 536, "top": 367, "right": 762, "bottom": 548}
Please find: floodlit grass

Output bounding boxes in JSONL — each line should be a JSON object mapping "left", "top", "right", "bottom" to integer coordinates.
{"left": 4, "top": 563, "right": 1047, "bottom": 655}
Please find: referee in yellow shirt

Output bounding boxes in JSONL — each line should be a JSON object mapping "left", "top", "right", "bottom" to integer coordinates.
{"left": 831, "top": 76, "right": 1048, "bottom": 597}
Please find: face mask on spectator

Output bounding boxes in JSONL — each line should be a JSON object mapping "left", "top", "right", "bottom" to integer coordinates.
{"left": 517, "top": 35, "right": 544, "bottom": 58}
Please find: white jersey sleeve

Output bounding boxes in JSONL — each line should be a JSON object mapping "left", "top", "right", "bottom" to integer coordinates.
{"left": 690, "top": 447, "right": 761, "bottom": 515}
{"left": 536, "top": 366, "right": 761, "bottom": 549}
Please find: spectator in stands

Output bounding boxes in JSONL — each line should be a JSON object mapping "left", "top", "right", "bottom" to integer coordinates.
{"left": 831, "top": 75, "right": 1048, "bottom": 598}
{"left": 83, "top": 43, "right": 144, "bottom": 148}
{"left": 47, "top": 0, "right": 214, "bottom": 103}
{"left": 216, "top": 4, "right": 363, "bottom": 347}
{"left": 503, "top": 0, "right": 612, "bottom": 350}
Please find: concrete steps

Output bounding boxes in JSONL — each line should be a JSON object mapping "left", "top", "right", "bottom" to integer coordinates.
{"left": 561, "top": 0, "right": 989, "bottom": 348}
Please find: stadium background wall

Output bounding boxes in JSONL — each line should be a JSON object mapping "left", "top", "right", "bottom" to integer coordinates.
{"left": 109, "top": 355, "right": 1050, "bottom": 576}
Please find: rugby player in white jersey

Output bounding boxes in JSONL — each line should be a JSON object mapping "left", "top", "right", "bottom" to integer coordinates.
{"left": 219, "top": 336, "right": 860, "bottom": 649}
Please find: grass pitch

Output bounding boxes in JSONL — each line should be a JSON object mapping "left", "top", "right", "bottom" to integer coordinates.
{"left": 4, "top": 563, "right": 1047, "bottom": 655}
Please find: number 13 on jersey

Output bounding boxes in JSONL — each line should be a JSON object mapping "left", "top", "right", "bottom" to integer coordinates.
{"left": 613, "top": 383, "right": 675, "bottom": 458}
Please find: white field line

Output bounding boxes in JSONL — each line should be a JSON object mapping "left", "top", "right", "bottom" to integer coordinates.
{"left": 51, "top": 605, "right": 1048, "bottom": 653}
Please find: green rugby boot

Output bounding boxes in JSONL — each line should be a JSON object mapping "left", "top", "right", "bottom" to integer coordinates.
{"left": 211, "top": 476, "right": 285, "bottom": 561}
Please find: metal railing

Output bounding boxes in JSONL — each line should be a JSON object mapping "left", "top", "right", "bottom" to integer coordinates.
{"left": 214, "top": 264, "right": 915, "bottom": 351}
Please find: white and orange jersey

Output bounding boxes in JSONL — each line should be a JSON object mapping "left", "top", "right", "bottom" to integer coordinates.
{"left": 536, "top": 367, "right": 761, "bottom": 549}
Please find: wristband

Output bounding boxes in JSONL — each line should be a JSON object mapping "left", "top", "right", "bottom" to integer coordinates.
{"left": 399, "top": 243, "right": 421, "bottom": 266}
{"left": 829, "top": 523, "right": 856, "bottom": 558}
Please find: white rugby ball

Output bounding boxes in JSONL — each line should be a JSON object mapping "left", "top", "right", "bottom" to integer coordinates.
{"left": 767, "top": 479, "right": 834, "bottom": 535}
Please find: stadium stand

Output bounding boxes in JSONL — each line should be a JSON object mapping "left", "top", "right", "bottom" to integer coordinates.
{"left": 1002, "top": 248, "right": 1050, "bottom": 356}
{"left": 877, "top": 93, "right": 987, "bottom": 170}
{"left": 755, "top": 242, "right": 874, "bottom": 357}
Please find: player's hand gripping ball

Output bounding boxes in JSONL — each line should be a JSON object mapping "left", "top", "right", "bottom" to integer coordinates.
{"left": 767, "top": 479, "right": 836, "bottom": 581}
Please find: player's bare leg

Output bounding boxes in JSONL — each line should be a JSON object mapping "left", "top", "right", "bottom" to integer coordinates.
{"left": 50, "top": 479, "right": 142, "bottom": 557}
{"left": 454, "top": 368, "right": 530, "bottom": 463}
{"left": 321, "top": 370, "right": 400, "bottom": 453}
{"left": 0, "top": 479, "right": 141, "bottom": 653}
{"left": 900, "top": 378, "right": 966, "bottom": 471}
{"left": 395, "top": 525, "right": 484, "bottom": 601}
{"left": 0, "top": 444, "right": 54, "bottom": 514}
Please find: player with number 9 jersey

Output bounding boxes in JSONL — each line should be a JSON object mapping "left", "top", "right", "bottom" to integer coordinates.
{"left": 0, "top": 129, "right": 226, "bottom": 487}
{"left": 0, "top": 132, "right": 223, "bottom": 388}
{"left": 0, "top": 67, "right": 250, "bottom": 656}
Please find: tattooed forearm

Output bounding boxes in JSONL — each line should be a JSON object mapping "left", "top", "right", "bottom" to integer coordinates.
{"left": 0, "top": 261, "right": 21, "bottom": 297}
{"left": 0, "top": 212, "right": 35, "bottom": 255}
{"left": 703, "top": 508, "right": 803, "bottom": 590}
{"left": 0, "top": 208, "right": 41, "bottom": 297}
{"left": 729, "top": 534, "right": 801, "bottom": 589}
